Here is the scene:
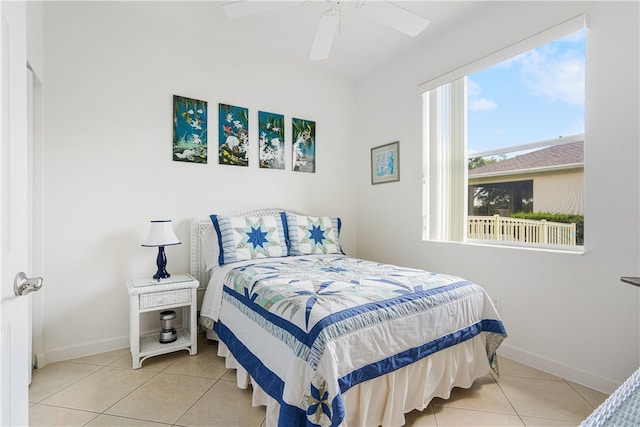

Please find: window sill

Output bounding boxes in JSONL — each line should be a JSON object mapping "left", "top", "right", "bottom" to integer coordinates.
{"left": 423, "top": 238, "right": 585, "bottom": 255}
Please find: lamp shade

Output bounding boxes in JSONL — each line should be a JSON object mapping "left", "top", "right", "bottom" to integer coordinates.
{"left": 142, "top": 220, "right": 181, "bottom": 247}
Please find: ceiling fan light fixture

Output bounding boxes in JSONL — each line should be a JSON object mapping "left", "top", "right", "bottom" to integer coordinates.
{"left": 359, "top": 1, "right": 429, "bottom": 38}
{"left": 308, "top": 7, "right": 340, "bottom": 61}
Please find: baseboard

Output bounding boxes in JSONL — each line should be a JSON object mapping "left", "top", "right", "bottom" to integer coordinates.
{"left": 499, "top": 342, "right": 620, "bottom": 394}
{"left": 37, "top": 334, "right": 626, "bottom": 394}
{"left": 38, "top": 326, "right": 188, "bottom": 367}
{"left": 38, "top": 335, "right": 129, "bottom": 368}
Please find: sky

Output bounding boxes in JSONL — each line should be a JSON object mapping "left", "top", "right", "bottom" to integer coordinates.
{"left": 467, "top": 29, "right": 586, "bottom": 155}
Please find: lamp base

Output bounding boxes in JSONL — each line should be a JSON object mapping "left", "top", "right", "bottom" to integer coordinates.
{"left": 153, "top": 246, "right": 171, "bottom": 281}
{"left": 153, "top": 271, "right": 171, "bottom": 281}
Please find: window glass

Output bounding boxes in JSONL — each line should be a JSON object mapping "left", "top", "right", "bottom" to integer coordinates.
{"left": 468, "top": 29, "right": 586, "bottom": 154}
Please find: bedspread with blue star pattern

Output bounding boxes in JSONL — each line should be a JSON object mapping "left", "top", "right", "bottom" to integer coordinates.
{"left": 212, "top": 255, "right": 507, "bottom": 426}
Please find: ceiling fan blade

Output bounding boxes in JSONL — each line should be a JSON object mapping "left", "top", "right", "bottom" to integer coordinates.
{"left": 308, "top": 9, "right": 339, "bottom": 61}
{"left": 359, "top": 1, "right": 429, "bottom": 37}
{"left": 222, "top": 1, "right": 295, "bottom": 20}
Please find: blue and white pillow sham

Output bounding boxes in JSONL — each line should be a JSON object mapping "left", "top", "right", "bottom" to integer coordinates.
{"left": 286, "top": 213, "right": 342, "bottom": 255}
{"left": 210, "top": 213, "right": 289, "bottom": 266}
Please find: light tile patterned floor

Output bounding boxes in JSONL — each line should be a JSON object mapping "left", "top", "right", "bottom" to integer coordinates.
{"left": 29, "top": 334, "right": 608, "bottom": 426}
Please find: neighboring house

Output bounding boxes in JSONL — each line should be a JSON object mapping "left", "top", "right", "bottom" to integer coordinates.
{"left": 468, "top": 140, "right": 584, "bottom": 216}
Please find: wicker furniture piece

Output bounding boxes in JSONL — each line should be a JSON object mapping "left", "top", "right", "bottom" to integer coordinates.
{"left": 127, "top": 273, "right": 199, "bottom": 369}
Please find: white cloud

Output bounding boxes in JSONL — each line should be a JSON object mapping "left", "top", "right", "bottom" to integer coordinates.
{"left": 467, "top": 79, "right": 483, "bottom": 97}
{"left": 467, "top": 78, "right": 497, "bottom": 112}
{"left": 517, "top": 45, "right": 585, "bottom": 106}
{"left": 469, "top": 98, "right": 497, "bottom": 112}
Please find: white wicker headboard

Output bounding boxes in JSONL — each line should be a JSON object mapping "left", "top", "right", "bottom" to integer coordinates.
{"left": 190, "top": 206, "right": 310, "bottom": 287}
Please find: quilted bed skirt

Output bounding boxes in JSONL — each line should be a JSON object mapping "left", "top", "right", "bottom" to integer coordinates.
{"left": 212, "top": 332, "right": 492, "bottom": 427}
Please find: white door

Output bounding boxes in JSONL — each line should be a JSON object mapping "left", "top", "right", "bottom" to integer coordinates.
{"left": 1, "top": 1, "right": 32, "bottom": 425}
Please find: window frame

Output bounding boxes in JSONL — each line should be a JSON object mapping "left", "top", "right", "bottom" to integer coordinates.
{"left": 421, "top": 15, "right": 587, "bottom": 253}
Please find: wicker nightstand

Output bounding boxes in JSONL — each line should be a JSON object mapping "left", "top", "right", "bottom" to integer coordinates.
{"left": 127, "top": 273, "right": 199, "bottom": 369}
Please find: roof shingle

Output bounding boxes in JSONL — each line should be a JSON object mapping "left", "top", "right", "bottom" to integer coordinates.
{"left": 468, "top": 140, "right": 584, "bottom": 176}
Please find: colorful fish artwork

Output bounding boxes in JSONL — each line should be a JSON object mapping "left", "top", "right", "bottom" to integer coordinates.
{"left": 173, "top": 95, "right": 207, "bottom": 163}
{"left": 259, "top": 111, "right": 285, "bottom": 170}
{"left": 219, "top": 103, "right": 249, "bottom": 166}
{"left": 292, "top": 117, "right": 315, "bottom": 173}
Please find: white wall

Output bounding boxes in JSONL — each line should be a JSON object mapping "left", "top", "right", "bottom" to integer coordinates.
{"left": 40, "top": 2, "right": 358, "bottom": 363}
{"left": 356, "top": 1, "right": 639, "bottom": 393}
{"left": 26, "top": 1, "right": 44, "bottom": 79}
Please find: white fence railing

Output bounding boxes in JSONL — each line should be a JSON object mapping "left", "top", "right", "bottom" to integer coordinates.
{"left": 467, "top": 215, "right": 576, "bottom": 246}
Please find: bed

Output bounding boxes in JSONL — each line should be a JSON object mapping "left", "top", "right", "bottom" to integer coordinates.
{"left": 191, "top": 207, "right": 507, "bottom": 427}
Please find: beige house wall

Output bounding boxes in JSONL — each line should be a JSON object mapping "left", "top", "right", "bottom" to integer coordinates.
{"left": 469, "top": 167, "right": 584, "bottom": 215}
{"left": 533, "top": 169, "right": 583, "bottom": 215}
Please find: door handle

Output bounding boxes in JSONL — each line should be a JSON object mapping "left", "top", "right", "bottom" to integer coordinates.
{"left": 14, "top": 272, "right": 43, "bottom": 296}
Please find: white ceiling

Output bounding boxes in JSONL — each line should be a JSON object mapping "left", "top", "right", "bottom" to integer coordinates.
{"left": 129, "top": 1, "right": 489, "bottom": 81}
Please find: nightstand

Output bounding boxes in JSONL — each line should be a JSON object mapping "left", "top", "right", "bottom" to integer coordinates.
{"left": 127, "top": 273, "right": 199, "bottom": 369}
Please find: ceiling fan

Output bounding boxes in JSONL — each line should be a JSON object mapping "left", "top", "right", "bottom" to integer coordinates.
{"left": 221, "top": 1, "right": 430, "bottom": 61}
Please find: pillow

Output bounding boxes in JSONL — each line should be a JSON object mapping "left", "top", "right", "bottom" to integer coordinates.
{"left": 286, "top": 213, "right": 343, "bottom": 256}
{"left": 210, "top": 213, "right": 289, "bottom": 265}
{"left": 201, "top": 225, "right": 219, "bottom": 272}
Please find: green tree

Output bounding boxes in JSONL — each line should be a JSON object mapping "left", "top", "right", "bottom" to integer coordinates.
{"left": 468, "top": 154, "right": 505, "bottom": 170}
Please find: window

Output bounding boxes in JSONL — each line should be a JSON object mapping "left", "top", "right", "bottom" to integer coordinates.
{"left": 422, "top": 16, "right": 586, "bottom": 250}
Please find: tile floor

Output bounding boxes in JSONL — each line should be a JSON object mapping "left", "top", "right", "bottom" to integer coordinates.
{"left": 29, "top": 334, "right": 608, "bottom": 427}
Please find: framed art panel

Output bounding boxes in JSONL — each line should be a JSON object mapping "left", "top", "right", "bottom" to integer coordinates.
{"left": 173, "top": 95, "right": 207, "bottom": 164}
{"left": 371, "top": 141, "right": 399, "bottom": 184}
{"left": 292, "top": 117, "right": 315, "bottom": 173}
{"left": 219, "top": 103, "right": 249, "bottom": 166}
{"left": 259, "top": 111, "right": 285, "bottom": 169}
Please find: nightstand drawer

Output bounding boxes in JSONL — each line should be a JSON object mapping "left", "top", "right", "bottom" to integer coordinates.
{"left": 140, "top": 288, "right": 191, "bottom": 309}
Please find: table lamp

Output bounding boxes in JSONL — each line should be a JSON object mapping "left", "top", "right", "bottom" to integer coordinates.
{"left": 142, "top": 220, "right": 181, "bottom": 281}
